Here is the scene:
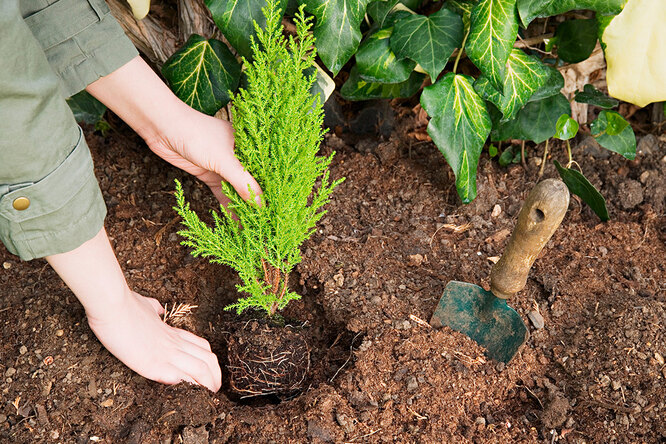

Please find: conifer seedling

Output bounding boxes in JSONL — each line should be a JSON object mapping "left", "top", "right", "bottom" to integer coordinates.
{"left": 174, "top": 1, "right": 343, "bottom": 317}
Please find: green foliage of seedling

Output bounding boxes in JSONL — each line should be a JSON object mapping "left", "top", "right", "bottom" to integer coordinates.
{"left": 174, "top": 1, "right": 343, "bottom": 317}
{"left": 554, "top": 114, "right": 579, "bottom": 140}
{"left": 499, "top": 145, "right": 521, "bottom": 166}
{"left": 554, "top": 160, "right": 609, "bottom": 221}
{"left": 488, "top": 144, "right": 498, "bottom": 158}
{"left": 590, "top": 110, "right": 635, "bottom": 159}
{"left": 574, "top": 84, "right": 619, "bottom": 109}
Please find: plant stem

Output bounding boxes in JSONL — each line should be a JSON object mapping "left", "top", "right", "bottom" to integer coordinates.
{"left": 538, "top": 139, "right": 549, "bottom": 178}
{"left": 566, "top": 139, "right": 573, "bottom": 167}
{"left": 521, "top": 140, "right": 527, "bottom": 169}
{"left": 453, "top": 29, "right": 470, "bottom": 74}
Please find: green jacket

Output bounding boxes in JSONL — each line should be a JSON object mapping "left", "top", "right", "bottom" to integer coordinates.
{"left": 0, "top": 0, "right": 138, "bottom": 260}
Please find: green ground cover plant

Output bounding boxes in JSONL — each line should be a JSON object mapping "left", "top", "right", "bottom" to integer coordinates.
{"left": 162, "top": 0, "right": 649, "bottom": 220}
{"left": 173, "top": 1, "right": 342, "bottom": 316}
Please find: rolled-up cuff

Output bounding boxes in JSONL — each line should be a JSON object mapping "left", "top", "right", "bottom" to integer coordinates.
{"left": 23, "top": 0, "right": 139, "bottom": 97}
{"left": 0, "top": 127, "right": 106, "bottom": 260}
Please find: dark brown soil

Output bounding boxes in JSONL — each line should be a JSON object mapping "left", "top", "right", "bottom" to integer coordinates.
{"left": 227, "top": 320, "right": 310, "bottom": 398}
{"left": 1, "top": 102, "right": 664, "bottom": 443}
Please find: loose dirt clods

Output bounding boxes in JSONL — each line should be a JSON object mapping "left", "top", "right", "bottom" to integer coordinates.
{"left": 1, "top": 109, "right": 665, "bottom": 442}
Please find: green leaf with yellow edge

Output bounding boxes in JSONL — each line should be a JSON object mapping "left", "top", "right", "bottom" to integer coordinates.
{"left": 554, "top": 114, "right": 578, "bottom": 140}
{"left": 421, "top": 73, "right": 492, "bottom": 203}
{"left": 517, "top": 0, "right": 624, "bottom": 28}
{"left": 356, "top": 27, "right": 416, "bottom": 83}
{"left": 554, "top": 160, "right": 609, "bottom": 221}
{"left": 341, "top": 65, "right": 425, "bottom": 100}
{"left": 390, "top": 8, "right": 464, "bottom": 80}
{"left": 603, "top": 0, "right": 666, "bottom": 107}
{"left": 590, "top": 110, "right": 635, "bottom": 159}
{"left": 205, "top": 0, "right": 288, "bottom": 59}
{"left": 474, "top": 48, "right": 550, "bottom": 121}
{"left": 162, "top": 34, "right": 241, "bottom": 115}
{"left": 302, "top": 0, "right": 373, "bottom": 75}
{"left": 466, "top": 0, "right": 519, "bottom": 91}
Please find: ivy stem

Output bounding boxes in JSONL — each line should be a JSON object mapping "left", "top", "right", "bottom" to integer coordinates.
{"left": 566, "top": 139, "right": 573, "bottom": 167}
{"left": 521, "top": 140, "right": 527, "bottom": 169}
{"left": 538, "top": 139, "right": 549, "bottom": 178}
{"left": 453, "top": 29, "right": 470, "bottom": 74}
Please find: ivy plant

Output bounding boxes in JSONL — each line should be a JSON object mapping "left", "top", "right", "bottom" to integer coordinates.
{"left": 162, "top": 0, "right": 639, "bottom": 213}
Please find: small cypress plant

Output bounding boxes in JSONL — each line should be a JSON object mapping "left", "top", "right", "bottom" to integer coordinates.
{"left": 174, "top": 0, "right": 342, "bottom": 317}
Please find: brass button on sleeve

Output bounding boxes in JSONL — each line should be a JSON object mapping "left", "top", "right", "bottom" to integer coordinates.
{"left": 12, "top": 197, "right": 30, "bottom": 211}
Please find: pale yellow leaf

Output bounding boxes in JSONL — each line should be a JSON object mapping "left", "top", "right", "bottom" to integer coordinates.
{"left": 603, "top": 0, "right": 666, "bottom": 107}
{"left": 126, "top": 0, "right": 150, "bottom": 20}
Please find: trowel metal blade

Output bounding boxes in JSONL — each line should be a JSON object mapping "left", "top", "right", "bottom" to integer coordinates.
{"left": 430, "top": 281, "right": 529, "bottom": 363}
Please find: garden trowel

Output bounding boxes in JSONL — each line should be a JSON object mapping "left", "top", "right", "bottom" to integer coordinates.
{"left": 430, "top": 179, "right": 570, "bottom": 363}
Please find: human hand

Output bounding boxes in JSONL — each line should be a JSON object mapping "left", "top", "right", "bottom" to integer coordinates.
{"left": 46, "top": 228, "right": 222, "bottom": 392}
{"left": 86, "top": 56, "right": 261, "bottom": 205}
{"left": 144, "top": 110, "right": 262, "bottom": 206}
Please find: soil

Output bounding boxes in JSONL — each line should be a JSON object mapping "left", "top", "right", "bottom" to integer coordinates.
{"left": 226, "top": 320, "right": 310, "bottom": 398}
{"left": 0, "top": 100, "right": 664, "bottom": 443}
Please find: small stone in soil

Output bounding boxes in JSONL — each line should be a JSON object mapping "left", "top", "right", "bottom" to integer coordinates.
{"left": 491, "top": 204, "right": 502, "bottom": 218}
{"left": 55, "top": 329, "right": 64, "bottom": 337}
{"left": 528, "top": 311, "right": 545, "bottom": 329}
{"left": 5, "top": 367, "right": 16, "bottom": 377}
{"left": 617, "top": 179, "right": 644, "bottom": 209}
{"left": 406, "top": 376, "right": 419, "bottom": 392}
{"left": 19, "top": 345, "right": 27, "bottom": 355}
{"left": 182, "top": 425, "right": 209, "bottom": 444}
{"left": 475, "top": 417, "right": 486, "bottom": 426}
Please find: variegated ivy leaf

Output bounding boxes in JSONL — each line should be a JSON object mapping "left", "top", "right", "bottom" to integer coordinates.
{"left": 421, "top": 73, "right": 491, "bottom": 203}
{"left": 356, "top": 28, "right": 416, "bottom": 83}
{"left": 341, "top": 66, "right": 425, "bottom": 100}
{"left": 466, "top": 0, "right": 519, "bottom": 91}
{"left": 162, "top": 34, "right": 241, "bottom": 116}
{"left": 444, "top": 0, "right": 477, "bottom": 33}
{"left": 205, "top": 0, "right": 288, "bottom": 59}
{"left": 390, "top": 8, "right": 464, "bottom": 80}
{"left": 474, "top": 48, "right": 550, "bottom": 121}
{"left": 517, "top": 0, "right": 624, "bottom": 28}
{"left": 528, "top": 65, "right": 564, "bottom": 102}
{"left": 367, "top": 0, "right": 422, "bottom": 27}
{"left": 303, "top": 0, "right": 373, "bottom": 75}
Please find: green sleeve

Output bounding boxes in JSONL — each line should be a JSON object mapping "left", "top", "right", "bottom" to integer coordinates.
{"left": 21, "top": 0, "right": 139, "bottom": 97}
{"left": 0, "top": 0, "right": 108, "bottom": 260}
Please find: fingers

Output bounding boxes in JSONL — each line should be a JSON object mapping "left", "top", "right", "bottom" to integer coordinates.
{"left": 219, "top": 156, "right": 263, "bottom": 205}
{"left": 174, "top": 349, "right": 222, "bottom": 392}
{"left": 175, "top": 328, "right": 212, "bottom": 352}
{"left": 145, "top": 297, "right": 165, "bottom": 315}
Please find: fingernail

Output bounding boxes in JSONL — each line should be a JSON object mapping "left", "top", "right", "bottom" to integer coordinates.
{"left": 254, "top": 195, "right": 262, "bottom": 206}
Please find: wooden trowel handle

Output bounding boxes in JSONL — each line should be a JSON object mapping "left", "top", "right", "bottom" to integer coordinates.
{"left": 490, "top": 179, "right": 569, "bottom": 300}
